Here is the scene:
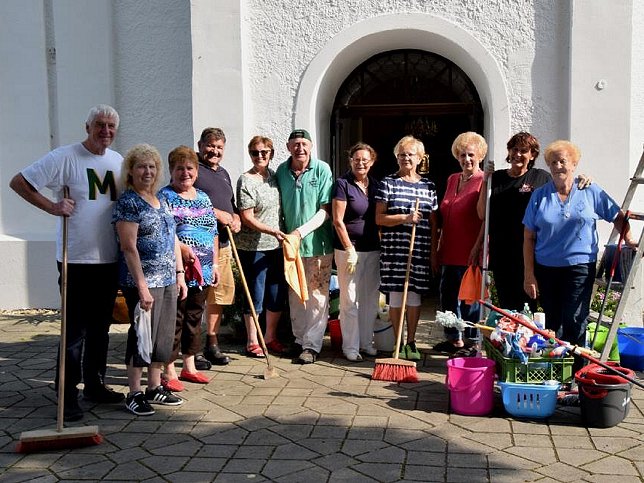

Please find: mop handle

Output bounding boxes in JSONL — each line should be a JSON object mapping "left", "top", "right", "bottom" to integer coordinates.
{"left": 480, "top": 300, "right": 644, "bottom": 389}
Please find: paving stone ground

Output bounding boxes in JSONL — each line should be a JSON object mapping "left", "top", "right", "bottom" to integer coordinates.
{"left": 0, "top": 305, "right": 642, "bottom": 482}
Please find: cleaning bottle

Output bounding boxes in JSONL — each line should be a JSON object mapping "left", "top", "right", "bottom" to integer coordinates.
{"left": 522, "top": 303, "right": 533, "bottom": 323}
{"left": 533, "top": 312, "right": 546, "bottom": 330}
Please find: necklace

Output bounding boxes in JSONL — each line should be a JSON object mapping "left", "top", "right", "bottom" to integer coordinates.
{"left": 355, "top": 177, "right": 368, "bottom": 189}
{"left": 460, "top": 173, "right": 474, "bottom": 183}
{"left": 251, "top": 167, "right": 268, "bottom": 179}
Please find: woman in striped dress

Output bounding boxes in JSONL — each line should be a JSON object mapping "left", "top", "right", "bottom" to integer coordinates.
{"left": 375, "top": 135, "right": 438, "bottom": 360}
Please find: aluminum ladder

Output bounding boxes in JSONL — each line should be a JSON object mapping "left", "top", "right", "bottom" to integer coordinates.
{"left": 593, "top": 147, "right": 644, "bottom": 361}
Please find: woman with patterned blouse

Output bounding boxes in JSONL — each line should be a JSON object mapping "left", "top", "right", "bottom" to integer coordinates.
{"left": 113, "top": 144, "right": 187, "bottom": 416}
{"left": 158, "top": 146, "right": 219, "bottom": 391}
{"left": 235, "top": 136, "right": 288, "bottom": 356}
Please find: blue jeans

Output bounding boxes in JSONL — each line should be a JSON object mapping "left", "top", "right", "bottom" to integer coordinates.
{"left": 238, "top": 248, "right": 286, "bottom": 315}
{"left": 439, "top": 265, "right": 480, "bottom": 340}
{"left": 535, "top": 262, "right": 595, "bottom": 346}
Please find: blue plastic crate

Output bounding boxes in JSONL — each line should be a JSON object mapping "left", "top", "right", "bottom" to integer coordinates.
{"left": 498, "top": 382, "right": 559, "bottom": 419}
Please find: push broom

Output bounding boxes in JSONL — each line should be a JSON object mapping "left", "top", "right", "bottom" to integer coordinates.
{"left": 372, "top": 199, "right": 420, "bottom": 383}
{"left": 16, "top": 187, "right": 103, "bottom": 453}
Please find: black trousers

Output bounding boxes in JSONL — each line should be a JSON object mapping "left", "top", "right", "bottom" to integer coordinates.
{"left": 56, "top": 262, "right": 118, "bottom": 397}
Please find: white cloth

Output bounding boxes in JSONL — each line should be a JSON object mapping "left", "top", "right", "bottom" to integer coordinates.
{"left": 288, "top": 254, "right": 332, "bottom": 353}
{"left": 335, "top": 249, "right": 380, "bottom": 355}
{"left": 134, "top": 302, "right": 152, "bottom": 364}
{"left": 21, "top": 142, "right": 123, "bottom": 263}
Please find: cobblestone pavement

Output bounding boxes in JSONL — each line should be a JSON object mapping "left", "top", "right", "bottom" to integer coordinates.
{"left": 0, "top": 307, "right": 642, "bottom": 482}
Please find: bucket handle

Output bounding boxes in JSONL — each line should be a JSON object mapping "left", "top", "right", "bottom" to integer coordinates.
{"left": 580, "top": 384, "right": 608, "bottom": 400}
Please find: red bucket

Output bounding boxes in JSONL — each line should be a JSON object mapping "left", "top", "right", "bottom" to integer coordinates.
{"left": 328, "top": 319, "right": 342, "bottom": 350}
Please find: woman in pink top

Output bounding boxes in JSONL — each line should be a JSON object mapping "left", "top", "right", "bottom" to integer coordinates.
{"left": 433, "top": 132, "right": 487, "bottom": 354}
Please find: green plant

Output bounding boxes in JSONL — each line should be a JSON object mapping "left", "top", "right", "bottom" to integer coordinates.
{"left": 591, "top": 286, "right": 621, "bottom": 318}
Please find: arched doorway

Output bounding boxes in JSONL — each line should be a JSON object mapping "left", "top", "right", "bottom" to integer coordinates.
{"left": 331, "top": 49, "right": 483, "bottom": 200}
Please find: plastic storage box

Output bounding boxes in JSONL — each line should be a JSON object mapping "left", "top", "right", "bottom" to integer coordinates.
{"left": 483, "top": 338, "right": 574, "bottom": 383}
{"left": 498, "top": 382, "right": 559, "bottom": 418}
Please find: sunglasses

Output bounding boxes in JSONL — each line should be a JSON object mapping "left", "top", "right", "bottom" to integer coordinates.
{"left": 250, "top": 149, "right": 272, "bottom": 157}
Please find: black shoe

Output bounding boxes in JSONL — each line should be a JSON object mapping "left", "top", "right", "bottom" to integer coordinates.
{"left": 194, "top": 354, "right": 213, "bottom": 371}
{"left": 84, "top": 385, "right": 125, "bottom": 404}
{"left": 432, "top": 340, "right": 459, "bottom": 354}
{"left": 145, "top": 386, "right": 184, "bottom": 406}
{"left": 204, "top": 345, "right": 231, "bottom": 365}
{"left": 63, "top": 396, "right": 83, "bottom": 422}
{"left": 125, "top": 391, "right": 155, "bottom": 416}
{"left": 286, "top": 342, "right": 303, "bottom": 357}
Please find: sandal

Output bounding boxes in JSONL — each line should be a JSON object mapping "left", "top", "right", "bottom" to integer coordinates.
{"left": 266, "top": 340, "right": 287, "bottom": 354}
{"left": 245, "top": 343, "right": 266, "bottom": 358}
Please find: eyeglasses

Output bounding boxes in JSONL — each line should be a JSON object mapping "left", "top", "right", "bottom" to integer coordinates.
{"left": 550, "top": 158, "right": 569, "bottom": 166}
{"left": 250, "top": 149, "right": 272, "bottom": 157}
{"left": 396, "top": 152, "right": 418, "bottom": 160}
{"left": 351, "top": 158, "right": 372, "bottom": 165}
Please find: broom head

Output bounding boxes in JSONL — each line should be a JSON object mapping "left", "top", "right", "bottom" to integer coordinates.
{"left": 371, "top": 357, "right": 419, "bottom": 383}
{"left": 16, "top": 425, "right": 103, "bottom": 453}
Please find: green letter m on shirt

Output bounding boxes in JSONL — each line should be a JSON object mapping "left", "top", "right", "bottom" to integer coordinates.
{"left": 87, "top": 168, "right": 117, "bottom": 201}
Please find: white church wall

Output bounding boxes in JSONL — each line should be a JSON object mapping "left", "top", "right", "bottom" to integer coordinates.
{"left": 293, "top": 14, "right": 511, "bottom": 163}
{"left": 243, "top": 0, "right": 569, "bottom": 169}
{"left": 191, "top": 0, "right": 247, "bottom": 184}
{"left": 0, "top": 0, "right": 194, "bottom": 309}
{"left": 112, "top": 1, "right": 193, "bottom": 174}
{"left": 1, "top": 0, "right": 116, "bottom": 309}
{"left": 570, "top": 0, "right": 633, "bottom": 203}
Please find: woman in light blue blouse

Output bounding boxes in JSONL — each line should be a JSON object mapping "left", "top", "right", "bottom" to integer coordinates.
{"left": 523, "top": 140, "right": 636, "bottom": 362}
{"left": 114, "top": 144, "right": 187, "bottom": 416}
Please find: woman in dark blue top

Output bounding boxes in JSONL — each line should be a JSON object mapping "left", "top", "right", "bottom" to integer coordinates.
{"left": 332, "top": 143, "right": 381, "bottom": 361}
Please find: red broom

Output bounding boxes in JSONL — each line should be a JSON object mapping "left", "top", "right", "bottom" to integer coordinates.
{"left": 372, "top": 200, "right": 420, "bottom": 383}
{"left": 16, "top": 187, "right": 103, "bottom": 453}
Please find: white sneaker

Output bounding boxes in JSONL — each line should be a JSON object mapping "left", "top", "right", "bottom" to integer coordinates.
{"left": 360, "top": 346, "right": 378, "bottom": 356}
{"left": 345, "top": 352, "right": 363, "bottom": 362}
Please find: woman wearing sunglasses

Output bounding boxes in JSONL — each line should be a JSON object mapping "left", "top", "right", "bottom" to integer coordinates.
{"left": 235, "top": 136, "right": 288, "bottom": 357}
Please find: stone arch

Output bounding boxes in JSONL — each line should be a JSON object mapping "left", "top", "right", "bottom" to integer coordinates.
{"left": 294, "top": 13, "right": 509, "bottom": 163}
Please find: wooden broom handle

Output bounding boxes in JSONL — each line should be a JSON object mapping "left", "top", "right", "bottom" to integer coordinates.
{"left": 393, "top": 198, "right": 420, "bottom": 359}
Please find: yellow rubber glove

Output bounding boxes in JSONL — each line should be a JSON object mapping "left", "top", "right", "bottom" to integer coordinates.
{"left": 346, "top": 246, "right": 358, "bottom": 274}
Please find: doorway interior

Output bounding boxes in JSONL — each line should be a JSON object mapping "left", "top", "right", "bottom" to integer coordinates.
{"left": 331, "top": 49, "right": 484, "bottom": 201}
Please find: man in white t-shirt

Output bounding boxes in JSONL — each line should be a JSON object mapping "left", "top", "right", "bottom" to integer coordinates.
{"left": 10, "top": 105, "right": 124, "bottom": 422}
